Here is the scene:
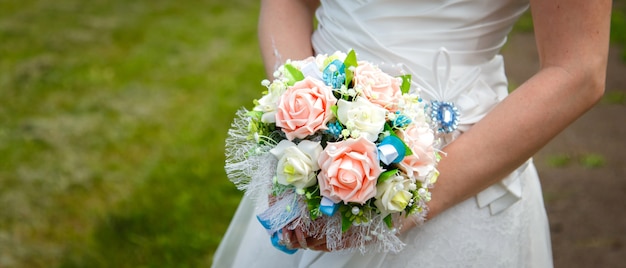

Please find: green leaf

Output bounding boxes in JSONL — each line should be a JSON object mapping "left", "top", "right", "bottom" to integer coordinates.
{"left": 246, "top": 110, "right": 264, "bottom": 120}
{"left": 384, "top": 122, "right": 393, "bottom": 132}
{"left": 331, "top": 105, "right": 338, "bottom": 118}
{"left": 283, "top": 64, "right": 305, "bottom": 86}
{"left": 343, "top": 50, "right": 357, "bottom": 87}
{"left": 383, "top": 214, "right": 393, "bottom": 229}
{"left": 399, "top": 74, "right": 412, "bottom": 94}
{"left": 341, "top": 213, "right": 353, "bottom": 232}
{"left": 378, "top": 169, "right": 398, "bottom": 183}
{"left": 304, "top": 186, "right": 323, "bottom": 220}
{"left": 309, "top": 208, "right": 321, "bottom": 220}
{"left": 402, "top": 140, "right": 413, "bottom": 157}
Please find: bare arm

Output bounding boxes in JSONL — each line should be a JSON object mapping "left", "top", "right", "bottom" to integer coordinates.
{"left": 258, "top": 0, "right": 320, "bottom": 78}
{"left": 420, "top": 0, "right": 611, "bottom": 222}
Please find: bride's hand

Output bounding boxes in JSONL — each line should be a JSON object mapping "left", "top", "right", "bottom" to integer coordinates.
{"left": 280, "top": 226, "right": 332, "bottom": 252}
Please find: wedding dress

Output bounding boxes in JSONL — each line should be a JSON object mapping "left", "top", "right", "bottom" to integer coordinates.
{"left": 212, "top": 0, "right": 553, "bottom": 267}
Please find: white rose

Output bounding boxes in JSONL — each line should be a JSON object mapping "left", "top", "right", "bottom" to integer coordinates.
{"left": 254, "top": 80, "right": 288, "bottom": 123}
{"left": 336, "top": 97, "right": 387, "bottom": 142}
{"left": 270, "top": 140, "right": 323, "bottom": 190}
{"left": 374, "top": 174, "right": 415, "bottom": 216}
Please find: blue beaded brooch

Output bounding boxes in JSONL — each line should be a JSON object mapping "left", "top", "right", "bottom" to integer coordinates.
{"left": 429, "top": 100, "right": 460, "bottom": 134}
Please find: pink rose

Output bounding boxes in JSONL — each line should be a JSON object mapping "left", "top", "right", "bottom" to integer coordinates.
{"left": 397, "top": 124, "right": 437, "bottom": 182}
{"left": 275, "top": 77, "right": 337, "bottom": 140}
{"left": 317, "top": 137, "right": 382, "bottom": 204}
{"left": 353, "top": 61, "right": 403, "bottom": 112}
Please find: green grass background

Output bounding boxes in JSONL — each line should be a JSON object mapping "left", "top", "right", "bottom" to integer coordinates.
{"left": 0, "top": 1, "right": 624, "bottom": 267}
{"left": 0, "top": 0, "right": 260, "bottom": 267}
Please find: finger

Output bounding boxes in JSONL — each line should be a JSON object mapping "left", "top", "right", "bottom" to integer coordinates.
{"left": 280, "top": 228, "right": 294, "bottom": 248}
{"left": 309, "top": 243, "right": 330, "bottom": 252}
{"left": 304, "top": 236, "right": 330, "bottom": 252}
{"left": 307, "top": 237, "right": 326, "bottom": 248}
{"left": 295, "top": 228, "right": 308, "bottom": 249}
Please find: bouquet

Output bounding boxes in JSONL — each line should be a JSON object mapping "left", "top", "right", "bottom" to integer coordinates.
{"left": 225, "top": 50, "right": 440, "bottom": 254}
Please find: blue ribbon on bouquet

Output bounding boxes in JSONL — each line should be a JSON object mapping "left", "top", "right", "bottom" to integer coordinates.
{"left": 377, "top": 135, "right": 407, "bottom": 165}
{"left": 270, "top": 229, "right": 298, "bottom": 255}
{"left": 256, "top": 193, "right": 301, "bottom": 254}
{"left": 319, "top": 196, "right": 339, "bottom": 216}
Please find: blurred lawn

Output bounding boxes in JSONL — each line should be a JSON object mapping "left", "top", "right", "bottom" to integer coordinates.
{"left": 0, "top": 0, "right": 262, "bottom": 267}
{"left": 1, "top": 1, "right": 625, "bottom": 268}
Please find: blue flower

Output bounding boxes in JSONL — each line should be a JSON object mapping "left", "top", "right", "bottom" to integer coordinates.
{"left": 325, "top": 121, "right": 343, "bottom": 138}
{"left": 393, "top": 111, "right": 412, "bottom": 128}
{"left": 322, "top": 59, "right": 346, "bottom": 89}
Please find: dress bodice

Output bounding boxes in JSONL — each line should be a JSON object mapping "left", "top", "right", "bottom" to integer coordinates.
{"left": 313, "top": 0, "right": 528, "bottom": 138}
{"left": 313, "top": 0, "right": 528, "bottom": 67}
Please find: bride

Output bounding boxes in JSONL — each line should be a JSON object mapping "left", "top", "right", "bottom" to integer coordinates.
{"left": 212, "top": 0, "right": 610, "bottom": 267}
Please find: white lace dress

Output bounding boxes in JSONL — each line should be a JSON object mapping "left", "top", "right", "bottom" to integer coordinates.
{"left": 212, "top": 0, "right": 553, "bottom": 267}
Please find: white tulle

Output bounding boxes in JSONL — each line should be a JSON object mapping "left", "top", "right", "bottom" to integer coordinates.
{"left": 213, "top": 0, "right": 553, "bottom": 267}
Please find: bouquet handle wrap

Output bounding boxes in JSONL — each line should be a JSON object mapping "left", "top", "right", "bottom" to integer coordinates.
{"left": 256, "top": 193, "right": 300, "bottom": 234}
